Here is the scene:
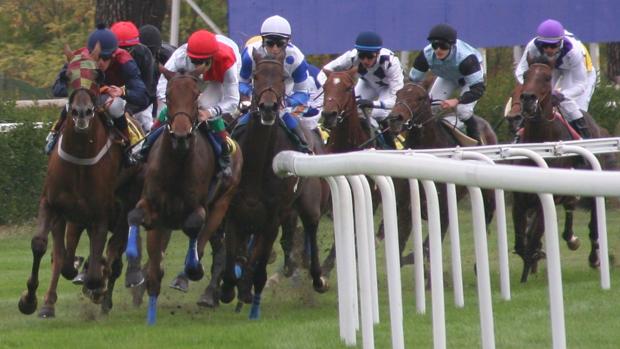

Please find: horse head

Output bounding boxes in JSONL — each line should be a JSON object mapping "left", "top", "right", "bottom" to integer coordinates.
{"left": 161, "top": 65, "right": 205, "bottom": 151}
{"left": 521, "top": 56, "right": 554, "bottom": 119}
{"left": 387, "top": 83, "right": 431, "bottom": 135}
{"left": 251, "top": 49, "right": 285, "bottom": 125}
{"left": 320, "top": 67, "right": 357, "bottom": 130}
{"left": 63, "top": 43, "right": 102, "bottom": 133}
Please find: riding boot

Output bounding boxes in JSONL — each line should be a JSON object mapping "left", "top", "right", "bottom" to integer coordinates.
{"left": 463, "top": 117, "right": 482, "bottom": 145}
{"left": 131, "top": 124, "right": 164, "bottom": 163}
{"left": 44, "top": 108, "right": 67, "bottom": 154}
{"left": 291, "top": 124, "right": 312, "bottom": 154}
{"left": 569, "top": 118, "right": 591, "bottom": 139}
{"left": 208, "top": 117, "right": 233, "bottom": 178}
{"left": 379, "top": 119, "right": 397, "bottom": 149}
{"left": 113, "top": 116, "right": 136, "bottom": 166}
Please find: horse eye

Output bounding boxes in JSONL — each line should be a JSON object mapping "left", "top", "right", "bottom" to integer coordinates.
{"left": 71, "top": 109, "right": 79, "bottom": 117}
{"left": 85, "top": 108, "right": 94, "bottom": 116}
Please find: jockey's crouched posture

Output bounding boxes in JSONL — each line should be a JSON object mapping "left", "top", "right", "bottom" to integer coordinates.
{"left": 46, "top": 24, "right": 150, "bottom": 165}
{"left": 132, "top": 29, "right": 241, "bottom": 178}
{"left": 237, "top": 15, "right": 314, "bottom": 153}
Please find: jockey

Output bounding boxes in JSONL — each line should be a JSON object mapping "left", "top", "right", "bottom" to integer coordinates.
{"left": 111, "top": 21, "right": 155, "bottom": 131}
{"left": 299, "top": 63, "right": 324, "bottom": 131}
{"left": 47, "top": 24, "right": 149, "bottom": 164}
{"left": 515, "top": 19, "right": 590, "bottom": 138}
{"left": 564, "top": 30, "right": 597, "bottom": 112}
{"left": 138, "top": 24, "right": 177, "bottom": 120}
{"left": 133, "top": 29, "right": 240, "bottom": 178}
{"left": 319, "top": 31, "right": 404, "bottom": 148}
{"left": 409, "top": 24, "right": 486, "bottom": 144}
{"left": 238, "top": 15, "right": 313, "bottom": 153}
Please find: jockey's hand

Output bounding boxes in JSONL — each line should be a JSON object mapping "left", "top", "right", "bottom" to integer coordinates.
{"left": 290, "top": 105, "right": 306, "bottom": 116}
{"left": 551, "top": 91, "right": 565, "bottom": 106}
{"left": 106, "top": 85, "right": 124, "bottom": 98}
{"left": 357, "top": 99, "right": 375, "bottom": 109}
{"left": 198, "top": 109, "right": 211, "bottom": 122}
{"left": 440, "top": 98, "right": 459, "bottom": 109}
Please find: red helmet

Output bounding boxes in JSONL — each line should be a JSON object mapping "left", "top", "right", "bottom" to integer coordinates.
{"left": 187, "top": 30, "right": 219, "bottom": 59}
{"left": 110, "top": 21, "right": 140, "bottom": 47}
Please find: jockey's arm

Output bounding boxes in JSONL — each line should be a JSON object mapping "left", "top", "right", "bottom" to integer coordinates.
{"left": 238, "top": 47, "right": 254, "bottom": 97}
{"left": 409, "top": 52, "right": 430, "bottom": 82}
{"left": 201, "top": 66, "right": 240, "bottom": 117}
{"left": 560, "top": 55, "right": 587, "bottom": 100}
{"left": 121, "top": 59, "right": 150, "bottom": 111}
{"left": 376, "top": 56, "right": 404, "bottom": 109}
{"left": 287, "top": 59, "right": 311, "bottom": 108}
{"left": 459, "top": 55, "right": 486, "bottom": 104}
{"left": 515, "top": 41, "right": 536, "bottom": 84}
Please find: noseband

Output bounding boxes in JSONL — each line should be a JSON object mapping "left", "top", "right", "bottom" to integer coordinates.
{"left": 392, "top": 83, "right": 436, "bottom": 129}
{"left": 166, "top": 74, "right": 200, "bottom": 136}
{"left": 323, "top": 73, "right": 356, "bottom": 125}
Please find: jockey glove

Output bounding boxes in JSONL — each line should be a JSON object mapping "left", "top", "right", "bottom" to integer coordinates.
{"left": 551, "top": 91, "right": 565, "bottom": 107}
{"left": 239, "top": 82, "right": 253, "bottom": 97}
{"left": 286, "top": 91, "right": 309, "bottom": 107}
{"left": 357, "top": 99, "right": 375, "bottom": 109}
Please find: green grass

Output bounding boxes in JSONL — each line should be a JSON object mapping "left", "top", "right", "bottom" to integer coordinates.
{"left": 1, "top": 206, "right": 619, "bottom": 348}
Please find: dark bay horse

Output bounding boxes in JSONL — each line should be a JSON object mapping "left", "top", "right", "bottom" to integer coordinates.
{"left": 19, "top": 44, "right": 137, "bottom": 317}
{"left": 387, "top": 82, "right": 497, "bottom": 265}
{"left": 220, "top": 50, "right": 328, "bottom": 319}
{"left": 127, "top": 67, "right": 242, "bottom": 324}
{"left": 512, "top": 58, "right": 613, "bottom": 281}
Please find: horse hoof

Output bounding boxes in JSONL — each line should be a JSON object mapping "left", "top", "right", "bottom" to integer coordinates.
{"left": 101, "top": 295, "right": 113, "bottom": 314}
{"left": 234, "top": 301, "right": 243, "bottom": 313}
{"left": 38, "top": 305, "right": 55, "bottom": 318}
{"left": 185, "top": 264, "right": 204, "bottom": 282}
{"left": 72, "top": 271, "right": 85, "bottom": 285}
{"left": 18, "top": 293, "right": 37, "bottom": 315}
{"left": 282, "top": 264, "right": 296, "bottom": 278}
{"left": 566, "top": 236, "right": 581, "bottom": 251}
{"left": 197, "top": 287, "right": 219, "bottom": 308}
{"left": 589, "top": 249, "right": 600, "bottom": 268}
{"left": 131, "top": 283, "right": 146, "bottom": 307}
{"left": 61, "top": 265, "right": 78, "bottom": 280}
{"left": 169, "top": 274, "right": 189, "bottom": 293}
{"left": 125, "top": 270, "right": 145, "bottom": 288}
{"left": 220, "top": 284, "right": 235, "bottom": 304}
{"left": 313, "top": 276, "right": 330, "bottom": 293}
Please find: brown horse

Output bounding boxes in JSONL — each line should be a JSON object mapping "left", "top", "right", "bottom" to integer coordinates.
{"left": 512, "top": 57, "right": 613, "bottom": 282}
{"left": 387, "top": 82, "right": 497, "bottom": 265}
{"left": 220, "top": 50, "right": 328, "bottom": 319}
{"left": 18, "top": 44, "right": 137, "bottom": 318}
{"left": 127, "top": 67, "right": 242, "bottom": 324}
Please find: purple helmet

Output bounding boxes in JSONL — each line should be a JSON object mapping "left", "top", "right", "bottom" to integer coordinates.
{"left": 536, "top": 19, "right": 565, "bottom": 44}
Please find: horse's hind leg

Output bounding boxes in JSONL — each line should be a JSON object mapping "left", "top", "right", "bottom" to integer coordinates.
{"left": 280, "top": 209, "right": 300, "bottom": 277}
{"left": 19, "top": 200, "right": 57, "bottom": 315}
{"left": 101, "top": 221, "right": 127, "bottom": 314}
{"left": 145, "top": 229, "right": 164, "bottom": 325}
{"left": 248, "top": 225, "right": 280, "bottom": 320}
{"left": 39, "top": 218, "right": 67, "bottom": 318}
{"left": 198, "top": 227, "right": 226, "bottom": 308}
{"left": 588, "top": 198, "right": 601, "bottom": 268}
{"left": 562, "top": 197, "right": 581, "bottom": 250}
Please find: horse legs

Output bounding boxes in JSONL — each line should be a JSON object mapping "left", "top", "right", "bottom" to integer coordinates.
{"left": 101, "top": 219, "right": 128, "bottom": 314}
{"left": 19, "top": 200, "right": 58, "bottom": 315}
{"left": 297, "top": 205, "right": 328, "bottom": 293}
{"left": 182, "top": 207, "right": 206, "bottom": 281}
{"left": 220, "top": 220, "right": 244, "bottom": 304}
{"left": 83, "top": 222, "right": 108, "bottom": 304}
{"left": 197, "top": 227, "right": 226, "bottom": 308}
{"left": 145, "top": 228, "right": 164, "bottom": 325}
{"left": 561, "top": 197, "right": 581, "bottom": 251}
{"left": 61, "top": 223, "right": 84, "bottom": 280}
{"left": 248, "top": 224, "right": 280, "bottom": 320}
{"left": 280, "top": 209, "right": 300, "bottom": 277}
{"left": 587, "top": 198, "right": 601, "bottom": 268}
{"left": 38, "top": 218, "right": 67, "bottom": 318}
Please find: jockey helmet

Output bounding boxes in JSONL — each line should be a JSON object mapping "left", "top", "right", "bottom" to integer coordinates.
{"left": 536, "top": 19, "right": 565, "bottom": 44}
{"left": 427, "top": 24, "right": 457, "bottom": 44}
{"left": 139, "top": 24, "right": 162, "bottom": 50}
{"left": 111, "top": 21, "right": 140, "bottom": 47}
{"left": 187, "top": 29, "right": 219, "bottom": 59}
{"left": 87, "top": 23, "right": 118, "bottom": 58}
{"left": 355, "top": 31, "right": 382, "bottom": 52}
{"left": 260, "top": 15, "right": 292, "bottom": 39}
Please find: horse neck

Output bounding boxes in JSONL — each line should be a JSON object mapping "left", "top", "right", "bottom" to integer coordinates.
{"left": 329, "top": 99, "right": 369, "bottom": 152}
{"left": 240, "top": 115, "right": 279, "bottom": 188}
{"left": 522, "top": 104, "right": 568, "bottom": 142}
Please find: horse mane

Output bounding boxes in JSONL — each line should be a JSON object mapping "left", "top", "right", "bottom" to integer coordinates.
{"left": 528, "top": 55, "right": 553, "bottom": 68}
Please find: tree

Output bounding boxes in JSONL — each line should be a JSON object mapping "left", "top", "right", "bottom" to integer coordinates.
{"left": 95, "top": 0, "right": 167, "bottom": 28}
{"left": 607, "top": 43, "right": 620, "bottom": 86}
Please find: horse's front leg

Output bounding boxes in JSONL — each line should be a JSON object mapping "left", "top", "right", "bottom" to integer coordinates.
{"left": 38, "top": 217, "right": 66, "bottom": 318}
{"left": 61, "top": 223, "right": 84, "bottom": 280}
{"left": 197, "top": 226, "right": 226, "bottom": 308}
{"left": 588, "top": 198, "right": 601, "bottom": 268}
{"left": 101, "top": 216, "right": 129, "bottom": 314}
{"left": 562, "top": 197, "right": 581, "bottom": 250}
{"left": 220, "top": 219, "right": 244, "bottom": 304}
{"left": 182, "top": 206, "right": 206, "bottom": 281}
{"left": 19, "top": 199, "right": 58, "bottom": 315}
{"left": 248, "top": 221, "right": 280, "bottom": 320}
{"left": 145, "top": 228, "right": 164, "bottom": 325}
{"left": 83, "top": 221, "right": 108, "bottom": 304}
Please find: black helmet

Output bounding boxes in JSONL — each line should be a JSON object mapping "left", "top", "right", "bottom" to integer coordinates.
{"left": 139, "top": 24, "right": 162, "bottom": 50}
{"left": 87, "top": 23, "right": 118, "bottom": 57}
{"left": 355, "top": 31, "right": 382, "bottom": 52}
{"left": 427, "top": 24, "right": 457, "bottom": 44}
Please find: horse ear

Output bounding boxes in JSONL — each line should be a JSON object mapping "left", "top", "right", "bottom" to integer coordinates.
{"left": 252, "top": 48, "right": 263, "bottom": 63}
{"left": 347, "top": 65, "right": 358, "bottom": 76}
{"left": 323, "top": 69, "right": 332, "bottom": 78}
{"left": 526, "top": 54, "right": 534, "bottom": 67}
{"left": 90, "top": 42, "right": 101, "bottom": 61}
{"left": 64, "top": 44, "right": 74, "bottom": 62}
{"left": 161, "top": 65, "right": 176, "bottom": 80}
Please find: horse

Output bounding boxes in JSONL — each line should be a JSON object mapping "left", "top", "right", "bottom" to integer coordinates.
{"left": 387, "top": 82, "right": 497, "bottom": 266}
{"left": 220, "top": 49, "right": 328, "bottom": 319}
{"left": 126, "top": 66, "right": 242, "bottom": 324}
{"left": 18, "top": 44, "right": 139, "bottom": 318}
{"left": 511, "top": 56, "right": 613, "bottom": 281}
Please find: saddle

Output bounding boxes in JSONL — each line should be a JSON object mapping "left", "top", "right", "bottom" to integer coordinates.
{"left": 439, "top": 116, "right": 481, "bottom": 146}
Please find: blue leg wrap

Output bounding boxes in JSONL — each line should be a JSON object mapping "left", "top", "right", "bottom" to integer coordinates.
{"left": 249, "top": 293, "right": 261, "bottom": 320}
{"left": 126, "top": 225, "right": 139, "bottom": 259}
{"left": 147, "top": 295, "right": 157, "bottom": 325}
{"left": 184, "top": 238, "right": 199, "bottom": 270}
{"left": 234, "top": 263, "right": 243, "bottom": 279}
{"left": 281, "top": 112, "right": 298, "bottom": 129}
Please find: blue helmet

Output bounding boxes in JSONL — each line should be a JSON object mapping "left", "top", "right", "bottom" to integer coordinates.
{"left": 87, "top": 23, "right": 118, "bottom": 57}
{"left": 355, "top": 31, "right": 382, "bottom": 52}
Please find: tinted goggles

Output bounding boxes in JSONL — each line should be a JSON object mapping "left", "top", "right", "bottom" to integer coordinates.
{"left": 357, "top": 51, "right": 378, "bottom": 60}
{"left": 540, "top": 42, "right": 561, "bottom": 49}
{"left": 190, "top": 56, "right": 213, "bottom": 66}
{"left": 263, "top": 37, "right": 288, "bottom": 48}
{"left": 431, "top": 41, "right": 451, "bottom": 51}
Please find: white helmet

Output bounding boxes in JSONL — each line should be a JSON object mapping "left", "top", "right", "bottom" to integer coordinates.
{"left": 260, "top": 15, "right": 291, "bottom": 38}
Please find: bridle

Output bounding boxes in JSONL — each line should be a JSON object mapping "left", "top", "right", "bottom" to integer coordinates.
{"left": 392, "top": 83, "right": 439, "bottom": 129}
{"left": 521, "top": 64, "right": 553, "bottom": 122}
{"left": 165, "top": 74, "right": 200, "bottom": 136}
{"left": 322, "top": 72, "right": 356, "bottom": 126}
